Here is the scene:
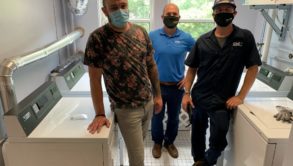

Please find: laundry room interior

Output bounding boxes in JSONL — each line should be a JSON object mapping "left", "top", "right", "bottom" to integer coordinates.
{"left": 0, "top": 0, "right": 292, "bottom": 166}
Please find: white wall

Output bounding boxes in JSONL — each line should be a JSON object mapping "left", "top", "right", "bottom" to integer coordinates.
{"left": 234, "top": 1, "right": 264, "bottom": 41}
{"left": 0, "top": 0, "right": 57, "bottom": 62}
{"left": 74, "top": 0, "right": 99, "bottom": 54}
{"left": 0, "top": 0, "right": 78, "bottom": 102}
{"left": 267, "top": 7, "right": 293, "bottom": 71}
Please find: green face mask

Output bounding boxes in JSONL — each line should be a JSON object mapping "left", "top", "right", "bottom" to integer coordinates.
{"left": 163, "top": 16, "right": 179, "bottom": 28}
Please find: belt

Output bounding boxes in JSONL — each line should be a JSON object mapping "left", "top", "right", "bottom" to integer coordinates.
{"left": 160, "top": 82, "right": 178, "bottom": 86}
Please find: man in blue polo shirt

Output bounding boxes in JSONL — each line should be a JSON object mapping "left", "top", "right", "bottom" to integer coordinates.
{"left": 182, "top": 0, "right": 262, "bottom": 165}
{"left": 149, "top": 3, "right": 195, "bottom": 159}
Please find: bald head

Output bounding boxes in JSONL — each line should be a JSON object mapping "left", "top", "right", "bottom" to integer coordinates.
{"left": 162, "top": 3, "right": 179, "bottom": 16}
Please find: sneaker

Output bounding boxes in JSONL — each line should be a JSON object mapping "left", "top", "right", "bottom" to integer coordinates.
{"left": 164, "top": 144, "right": 178, "bottom": 158}
{"left": 152, "top": 144, "right": 162, "bottom": 158}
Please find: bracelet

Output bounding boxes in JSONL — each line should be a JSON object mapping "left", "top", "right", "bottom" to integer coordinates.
{"left": 184, "top": 90, "right": 190, "bottom": 94}
{"left": 95, "top": 114, "right": 106, "bottom": 118}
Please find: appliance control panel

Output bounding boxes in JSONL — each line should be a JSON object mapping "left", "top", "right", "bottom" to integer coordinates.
{"left": 257, "top": 63, "right": 293, "bottom": 91}
{"left": 4, "top": 82, "right": 62, "bottom": 136}
{"left": 51, "top": 61, "right": 85, "bottom": 90}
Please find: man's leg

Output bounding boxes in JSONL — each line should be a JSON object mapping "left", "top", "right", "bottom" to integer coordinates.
{"left": 164, "top": 85, "right": 184, "bottom": 158}
{"left": 205, "top": 109, "right": 231, "bottom": 165}
{"left": 191, "top": 107, "right": 209, "bottom": 163}
{"left": 151, "top": 85, "right": 167, "bottom": 158}
{"left": 115, "top": 104, "right": 151, "bottom": 166}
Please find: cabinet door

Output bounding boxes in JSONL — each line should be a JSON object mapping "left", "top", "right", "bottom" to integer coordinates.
{"left": 3, "top": 142, "right": 104, "bottom": 166}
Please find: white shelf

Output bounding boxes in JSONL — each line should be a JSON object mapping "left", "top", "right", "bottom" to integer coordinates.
{"left": 245, "top": 0, "right": 293, "bottom": 5}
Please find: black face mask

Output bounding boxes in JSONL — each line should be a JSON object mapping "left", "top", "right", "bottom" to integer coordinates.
{"left": 163, "top": 16, "right": 179, "bottom": 29}
{"left": 214, "top": 13, "right": 234, "bottom": 27}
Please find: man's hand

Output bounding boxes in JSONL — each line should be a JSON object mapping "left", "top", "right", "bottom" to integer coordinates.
{"left": 182, "top": 94, "right": 194, "bottom": 111}
{"left": 226, "top": 96, "right": 243, "bottom": 110}
{"left": 87, "top": 116, "right": 110, "bottom": 134}
{"left": 177, "top": 78, "right": 186, "bottom": 89}
{"left": 153, "top": 96, "right": 163, "bottom": 114}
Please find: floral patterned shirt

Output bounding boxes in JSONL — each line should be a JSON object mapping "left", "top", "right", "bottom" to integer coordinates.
{"left": 84, "top": 23, "right": 155, "bottom": 108}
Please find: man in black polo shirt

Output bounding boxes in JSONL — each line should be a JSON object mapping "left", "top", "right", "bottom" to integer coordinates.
{"left": 182, "top": 0, "right": 262, "bottom": 165}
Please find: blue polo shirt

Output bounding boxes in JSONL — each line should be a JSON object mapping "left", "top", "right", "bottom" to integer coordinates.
{"left": 149, "top": 28, "right": 195, "bottom": 82}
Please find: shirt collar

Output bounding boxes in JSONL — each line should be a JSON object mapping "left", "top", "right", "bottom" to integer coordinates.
{"left": 206, "top": 24, "right": 242, "bottom": 39}
{"left": 159, "top": 28, "right": 181, "bottom": 38}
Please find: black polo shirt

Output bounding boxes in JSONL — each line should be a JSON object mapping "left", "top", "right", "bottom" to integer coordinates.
{"left": 185, "top": 25, "right": 262, "bottom": 110}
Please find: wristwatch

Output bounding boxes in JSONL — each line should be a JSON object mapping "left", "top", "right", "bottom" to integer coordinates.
{"left": 184, "top": 89, "right": 190, "bottom": 95}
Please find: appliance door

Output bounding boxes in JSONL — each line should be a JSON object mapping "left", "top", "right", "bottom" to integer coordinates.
{"left": 225, "top": 110, "right": 275, "bottom": 166}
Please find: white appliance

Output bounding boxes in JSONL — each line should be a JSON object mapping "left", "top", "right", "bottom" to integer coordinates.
{"left": 50, "top": 61, "right": 106, "bottom": 96}
{"left": 238, "top": 64, "right": 293, "bottom": 98}
{"left": 225, "top": 97, "right": 293, "bottom": 166}
{"left": 282, "top": 123, "right": 293, "bottom": 166}
{"left": 3, "top": 82, "right": 115, "bottom": 166}
{"left": 238, "top": 74, "right": 277, "bottom": 94}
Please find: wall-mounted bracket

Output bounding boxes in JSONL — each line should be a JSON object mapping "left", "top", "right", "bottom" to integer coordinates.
{"left": 250, "top": 5, "right": 291, "bottom": 41}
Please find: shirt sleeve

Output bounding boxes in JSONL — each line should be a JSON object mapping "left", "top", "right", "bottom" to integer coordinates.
{"left": 186, "top": 33, "right": 196, "bottom": 52}
{"left": 83, "top": 32, "right": 103, "bottom": 68}
{"left": 244, "top": 31, "right": 262, "bottom": 68}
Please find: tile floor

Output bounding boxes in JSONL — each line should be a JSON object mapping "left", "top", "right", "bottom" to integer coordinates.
{"left": 114, "top": 130, "right": 195, "bottom": 166}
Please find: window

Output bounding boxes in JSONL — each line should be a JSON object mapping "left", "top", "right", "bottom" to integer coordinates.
{"left": 170, "top": 0, "right": 215, "bottom": 39}
{"left": 97, "top": 0, "right": 215, "bottom": 36}
{"left": 128, "top": 0, "right": 151, "bottom": 31}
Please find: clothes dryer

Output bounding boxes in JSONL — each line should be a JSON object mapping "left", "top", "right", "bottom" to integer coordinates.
{"left": 225, "top": 97, "right": 293, "bottom": 166}
{"left": 3, "top": 82, "right": 115, "bottom": 166}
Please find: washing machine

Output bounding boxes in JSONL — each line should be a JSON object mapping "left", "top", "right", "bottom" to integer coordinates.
{"left": 238, "top": 64, "right": 293, "bottom": 97}
{"left": 221, "top": 64, "right": 293, "bottom": 166}
{"left": 2, "top": 81, "right": 115, "bottom": 166}
{"left": 224, "top": 96, "right": 293, "bottom": 166}
{"left": 50, "top": 60, "right": 106, "bottom": 97}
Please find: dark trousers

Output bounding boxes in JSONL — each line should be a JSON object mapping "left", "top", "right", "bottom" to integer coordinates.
{"left": 191, "top": 106, "right": 231, "bottom": 165}
{"left": 151, "top": 84, "right": 184, "bottom": 145}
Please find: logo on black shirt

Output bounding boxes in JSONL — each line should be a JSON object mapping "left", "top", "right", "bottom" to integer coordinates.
{"left": 232, "top": 41, "right": 243, "bottom": 47}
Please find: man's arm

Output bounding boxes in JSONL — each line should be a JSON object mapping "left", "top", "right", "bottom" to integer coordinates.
{"left": 226, "top": 65, "right": 259, "bottom": 109}
{"left": 87, "top": 66, "right": 110, "bottom": 134}
{"left": 147, "top": 65, "right": 163, "bottom": 113}
{"left": 182, "top": 67, "right": 197, "bottom": 110}
{"left": 148, "top": 64, "right": 160, "bottom": 97}
{"left": 238, "top": 65, "right": 259, "bottom": 100}
{"left": 89, "top": 66, "right": 105, "bottom": 115}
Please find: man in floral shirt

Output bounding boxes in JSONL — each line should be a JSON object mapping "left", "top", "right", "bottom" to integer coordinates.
{"left": 83, "top": 0, "right": 162, "bottom": 165}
